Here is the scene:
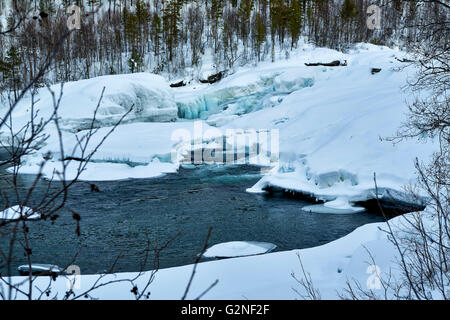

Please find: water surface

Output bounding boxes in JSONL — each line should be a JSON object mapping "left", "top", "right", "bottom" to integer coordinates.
{"left": 0, "top": 165, "right": 384, "bottom": 275}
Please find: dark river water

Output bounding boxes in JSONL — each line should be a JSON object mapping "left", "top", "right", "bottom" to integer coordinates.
{"left": 0, "top": 164, "right": 384, "bottom": 276}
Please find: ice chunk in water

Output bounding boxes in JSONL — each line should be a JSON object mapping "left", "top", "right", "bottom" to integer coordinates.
{"left": 0, "top": 205, "right": 40, "bottom": 220}
{"left": 17, "top": 264, "right": 64, "bottom": 276}
{"left": 203, "top": 241, "right": 277, "bottom": 258}
{"left": 303, "top": 197, "right": 365, "bottom": 214}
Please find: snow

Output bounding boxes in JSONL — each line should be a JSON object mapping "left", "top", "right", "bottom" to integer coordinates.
{"left": 3, "top": 43, "right": 435, "bottom": 199}
{"left": 0, "top": 205, "right": 40, "bottom": 220}
{"left": 7, "top": 122, "right": 215, "bottom": 181}
{"left": 15, "top": 157, "right": 178, "bottom": 181}
{"left": 1, "top": 43, "right": 442, "bottom": 299}
{"left": 7, "top": 119, "right": 276, "bottom": 180}
{"left": 222, "top": 44, "right": 436, "bottom": 207}
{"left": 167, "top": 43, "right": 436, "bottom": 208}
{"left": 203, "top": 241, "right": 277, "bottom": 258}
{"left": 1, "top": 73, "right": 178, "bottom": 133}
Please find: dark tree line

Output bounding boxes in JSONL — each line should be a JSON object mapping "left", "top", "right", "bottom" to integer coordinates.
{"left": 0, "top": 0, "right": 448, "bottom": 97}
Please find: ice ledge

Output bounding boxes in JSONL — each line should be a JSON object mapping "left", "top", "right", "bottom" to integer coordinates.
{"left": 248, "top": 175, "right": 427, "bottom": 215}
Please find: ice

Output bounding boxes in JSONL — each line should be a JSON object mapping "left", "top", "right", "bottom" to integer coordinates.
{"left": 8, "top": 208, "right": 442, "bottom": 299}
{"left": 15, "top": 158, "right": 178, "bottom": 181}
{"left": 175, "top": 71, "right": 314, "bottom": 125}
{"left": 324, "top": 197, "right": 365, "bottom": 211}
{"left": 303, "top": 197, "right": 366, "bottom": 214}
{"left": 9, "top": 122, "right": 215, "bottom": 181}
{"left": 9, "top": 118, "right": 278, "bottom": 180}
{"left": 218, "top": 45, "right": 439, "bottom": 205}
{"left": 0, "top": 205, "right": 40, "bottom": 220}
{"left": 203, "top": 241, "right": 277, "bottom": 258}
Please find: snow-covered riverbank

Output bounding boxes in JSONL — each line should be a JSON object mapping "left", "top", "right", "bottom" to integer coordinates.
{"left": 1, "top": 43, "right": 437, "bottom": 211}
{"left": 5, "top": 208, "right": 439, "bottom": 300}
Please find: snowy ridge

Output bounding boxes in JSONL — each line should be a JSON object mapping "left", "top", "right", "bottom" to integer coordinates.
{"left": 220, "top": 43, "right": 436, "bottom": 210}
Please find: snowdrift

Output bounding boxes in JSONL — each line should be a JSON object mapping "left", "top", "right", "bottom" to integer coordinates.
{"left": 1, "top": 73, "right": 178, "bottom": 133}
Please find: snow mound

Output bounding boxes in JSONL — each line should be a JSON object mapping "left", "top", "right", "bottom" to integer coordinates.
{"left": 3, "top": 73, "right": 178, "bottom": 132}
{"left": 0, "top": 205, "right": 40, "bottom": 220}
{"left": 203, "top": 241, "right": 277, "bottom": 258}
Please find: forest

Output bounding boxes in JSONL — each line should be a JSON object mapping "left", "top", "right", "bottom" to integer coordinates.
{"left": 0, "top": 0, "right": 447, "bottom": 97}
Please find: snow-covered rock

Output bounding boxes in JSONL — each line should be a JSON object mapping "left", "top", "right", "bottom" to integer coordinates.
{"left": 0, "top": 205, "right": 40, "bottom": 220}
{"left": 17, "top": 264, "right": 64, "bottom": 276}
{"left": 203, "top": 241, "right": 277, "bottom": 258}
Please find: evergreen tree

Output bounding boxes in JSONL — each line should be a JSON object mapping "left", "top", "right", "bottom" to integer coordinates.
{"left": 162, "top": 0, "right": 183, "bottom": 63}
{"left": 288, "top": 0, "right": 302, "bottom": 48}
{"left": 151, "top": 12, "right": 163, "bottom": 66}
{"left": 239, "top": 0, "right": 254, "bottom": 54}
{"left": 254, "top": 12, "right": 267, "bottom": 61}
{"left": 210, "top": 0, "right": 225, "bottom": 53}
{"left": 1, "top": 46, "right": 22, "bottom": 100}
{"left": 340, "top": 0, "right": 357, "bottom": 20}
{"left": 39, "top": 0, "right": 56, "bottom": 14}
{"left": 124, "top": 9, "right": 139, "bottom": 47}
{"left": 340, "top": 0, "right": 358, "bottom": 43}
